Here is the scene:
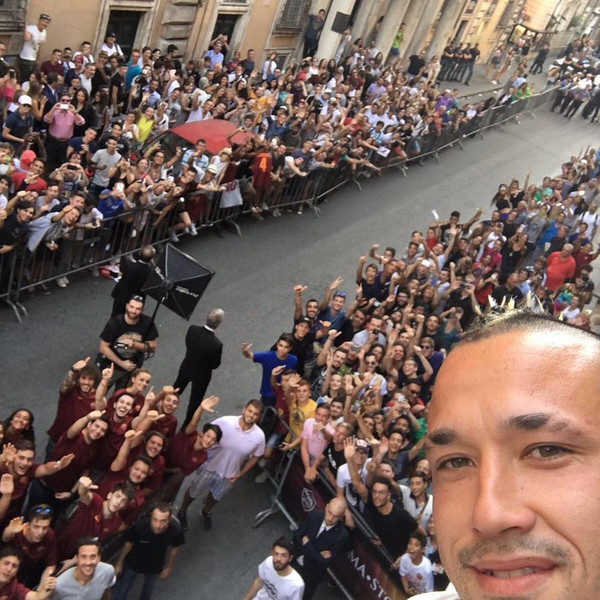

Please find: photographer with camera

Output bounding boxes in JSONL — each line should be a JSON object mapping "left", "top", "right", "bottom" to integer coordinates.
{"left": 43, "top": 92, "right": 85, "bottom": 171}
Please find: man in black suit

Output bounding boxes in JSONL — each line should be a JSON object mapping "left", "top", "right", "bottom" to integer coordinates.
{"left": 173, "top": 308, "right": 224, "bottom": 427}
{"left": 292, "top": 497, "right": 349, "bottom": 599}
{"left": 111, "top": 245, "right": 155, "bottom": 316}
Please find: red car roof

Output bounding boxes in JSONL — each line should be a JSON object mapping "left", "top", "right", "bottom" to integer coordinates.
{"left": 170, "top": 119, "right": 255, "bottom": 154}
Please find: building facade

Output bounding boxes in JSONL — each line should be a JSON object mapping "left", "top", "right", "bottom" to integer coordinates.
{"left": 0, "top": 0, "right": 582, "bottom": 68}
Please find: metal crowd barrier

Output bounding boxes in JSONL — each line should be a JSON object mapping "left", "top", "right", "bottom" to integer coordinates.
{"left": 1, "top": 88, "right": 557, "bottom": 322}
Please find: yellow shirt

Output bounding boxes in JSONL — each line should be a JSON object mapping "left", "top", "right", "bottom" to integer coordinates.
{"left": 287, "top": 399, "right": 317, "bottom": 442}
{"left": 137, "top": 115, "right": 154, "bottom": 143}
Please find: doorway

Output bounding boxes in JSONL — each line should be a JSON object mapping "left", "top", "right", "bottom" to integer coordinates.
{"left": 106, "top": 10, "right": 142, "bottom": 58}
{"left": 210, "top": 13, "right": 240, "bottom": 59}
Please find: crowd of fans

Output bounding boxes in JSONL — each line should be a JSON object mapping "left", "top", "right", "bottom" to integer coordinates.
{"left": 1, "top": 139, "right": 599, "bottom": 597}
{"left": 0, "top": 14, "right": 562, "bottom": 295}
{"left": 1, "top": 13, "right": 600, "bottom": 600}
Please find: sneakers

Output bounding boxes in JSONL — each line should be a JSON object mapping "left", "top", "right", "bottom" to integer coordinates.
{"left": 56, "top": 277, "right": 68, "bottom": 288}
{"left": 170, "top": 230, "right": 179, "bottom": 243}
{"left": 260, "top": 202, "right": 269, "bottom": 211}
{"left": 188, "top": 223, "right": 198, "bottom": 236}
{"left": 177, "top": 511, "right": 189, "bottom": 531}
{"left": 201, "top": 511, "right": 212, "bottom": 531}
{"left": 272, "top": 208, "right": 281, "bottom": 217}
{"left": 254, "top": 470, "right": 269, "bottom": 484}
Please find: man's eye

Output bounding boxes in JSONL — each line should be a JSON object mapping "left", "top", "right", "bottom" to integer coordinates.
{"left": 527, "top": 445, "right": 571, "bottom": 460}
{"left": 437, "top": 456, "right": 473, "bottom": 470}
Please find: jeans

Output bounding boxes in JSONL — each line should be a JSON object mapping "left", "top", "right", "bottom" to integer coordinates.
{"left": 113, "top": 567, "right": 159, "bottom": 600}
{"left": 463, "top": 62, "right": 474, "bottom": 84}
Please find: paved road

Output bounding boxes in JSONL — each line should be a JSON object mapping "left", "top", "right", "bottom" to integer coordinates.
{"left": 1, "top": 109, "right": 598, "bottom": 599}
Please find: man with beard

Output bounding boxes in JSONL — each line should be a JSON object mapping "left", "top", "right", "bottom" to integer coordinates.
{"left": 2, "top": 506, "right": 57, "bottom": 589}
{"left": 243, "top": 537, "right": 304, "bottom": 600}
{"left": 177, "top": 399, "right": 265, "bottom": 531}
{"left": 46, "top": 357, "right": 101, "bottom": 457}
{"left": 415, "top": 311, "right": 600, "bottom": 600}
{"left": 53, "top": 538, "right": 115, "bottom": 600}
{"left": 98, "top": 295, "right": 158, "bottom": 391}
{"left": 113, "top": 503, "right": 185, "bottom": 600}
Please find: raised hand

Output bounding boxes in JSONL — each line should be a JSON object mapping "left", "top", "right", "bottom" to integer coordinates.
{"left": 271, "top": 365, "right": 285, "bottom": 376}
{"left": 72, "top": 357, "right": 90, "bottom": 371}
{"left": 343, "top": 437, "right": 356, "bottom": 461}
{"left": 87, "top": 410, "right": 104, "bottom": 421}
{"left": 145, "top": 410, "right": 164, "bottom": 422}
{"left": 78, "top": 476, "right": 98, "bottom": 491}
{"left": 329, "top": 277, "right": 343, "bottom": 290}
{"left": 200, "top": 395, "right": 219, "bottom": 413}
{"left": 2, "top": 443, "right": 16, "bottom": 465}
{"left": 102, "top": 363, "right": 114, "bottom": 381}
{"left": 55, "top": 454, "right": 75, "bottom": 470}
{"left": 0, "top": 473, "right": 13, "bottom": 496}
{"left": 294, "top": 284, "right": 308, "bottom": 294}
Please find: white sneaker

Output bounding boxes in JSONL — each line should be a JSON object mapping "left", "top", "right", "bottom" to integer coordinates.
{"left": 170, "top": 230, "right": 179, "bottom": 243}
{"left": 254, "top": 470, "right": 269, "bottom": 483}
{"left": 56, "top": 277, "right": 67, "bottom": 288}
{"left": 260, "top": 202, "right": 269, "bottom": 211}
{"left": 272, "top": 208, "right": 281, "bottom": 217}
{"left": 91, "top": 267, "right": 99, "bottom": 277}
{"left": 188, "top": 223, "right": 198, "bottom": 236}
{"left": 63, "top": 276, "right": 70, "bottom": 284}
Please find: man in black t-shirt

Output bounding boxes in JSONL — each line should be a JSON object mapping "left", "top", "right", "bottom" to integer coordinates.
{"left": 110, "top": 61, "right": 127, "bottom": 116}
{"left": 114, "top": 503, "right": 185, "bottom": 600}
{"left": 363, "top": 477, "right": 417, "bottom": 560}
{"left": 406, "top": 50, "right": 426, "bottom": 78}
{"left": 98, "top": 295, "right": 158, "bottom": 390}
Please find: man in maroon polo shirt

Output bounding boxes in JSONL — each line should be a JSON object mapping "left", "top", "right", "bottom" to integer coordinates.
{"left": 0, "top": 545, "right": 55, "bottom": 600}
{"left": 96, "top": 430, "right": 151, "bottom": 524}
{"left": 128, "top": 431, "right": 166, "bottom": 496}
{"left": 2, "top": 505, "right": 57, "bottom": 589}
{"left": 92, "top": 394, "right": 136, "bottom": 472}
{"left": 27, "top": 411, "right": 109, "bottom": 515}
{"left": 0, "top": 441, "right": 74, "bottom": 527}
{"left": 161, "top": 396, "right": 221, "bottom": 503}
{"left": 56, "top": 476, "right": 131, "bottom": 561}
{"left": 46, "top": 357, "right": 101, "bottom": 457}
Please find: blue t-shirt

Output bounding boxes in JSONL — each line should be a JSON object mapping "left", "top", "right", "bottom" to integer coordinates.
{"left": 253, "top": 351, "right": 298, "bottom": 399}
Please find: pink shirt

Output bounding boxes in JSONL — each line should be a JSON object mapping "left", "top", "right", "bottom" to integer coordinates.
{"left": 44, "top": 108, "right": 85, "bottom": 140}
{"left": 301, "top": 418, "right": 335, "bottom": 460}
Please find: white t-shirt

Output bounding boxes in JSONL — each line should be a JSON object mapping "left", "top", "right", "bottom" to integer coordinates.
{"left": 20, "top": 25, "right": 46, "bottom": 60}
{"left": 400, "top": 485, "right": 434, "bottom": 530}
{"left": 204, "top": 415, "right": 265, "bottom": 478}
{"left": 253, "top": 556, "right": 304, "bottom": 600}
{"left": 412, "top": 583, "right": 459, "bottom": 599}
{"left": 400, "top": 553, "right": 434, "bottom": 594}
{"left": 336, "top": 458, "right": 371, "bottom": 507}
{"left": 101, "top": 42, "right": 123, "bottom": 57}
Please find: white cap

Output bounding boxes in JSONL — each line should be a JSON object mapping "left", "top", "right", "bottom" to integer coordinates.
{"left": 19, "top": 95, "right": 32, "bottom": 105}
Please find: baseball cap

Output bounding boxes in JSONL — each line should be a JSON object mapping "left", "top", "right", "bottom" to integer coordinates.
{"left": 20, "top": 150, "right": 36, "bottom": 169}
{"left": 107, "top": 31, "right": 117, "bottom": 38}
{"left": 355, "top": 439, "right": 369, "bottom": 453}
{"left": 40, "top": 13, "right": 51, "bottom": 21}
{"left": 298, "top": 316, "right": 311, "bottom": 324}
{"left": 19, "top": 95, "right": 32, "bottom": 106}
{"left": 219, "top": 147, "right": 232, "bottom": 156}
{"left": 206, "top": 165, "right": 218, "bottom": 174}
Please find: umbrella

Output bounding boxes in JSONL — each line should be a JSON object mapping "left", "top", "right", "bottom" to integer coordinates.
{"left": 142, "top": 244, "right": 215, "bottom": 322}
